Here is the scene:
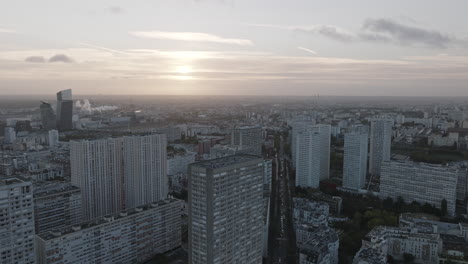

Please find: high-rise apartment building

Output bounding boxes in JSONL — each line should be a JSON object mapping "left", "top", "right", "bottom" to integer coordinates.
{"left": 35, "top": 199, "right": 182, "bottom": 264}
{"left": 168, "top": 151, "right": 196, "bottom": 175}
{"left": 40, "top": 101, "right": 56, "bottom": 130}
{"left": 71, "top": 137, "right": 124, "bottom": 220}
{"left": 343, "top": 125, "right": 369, "bottom": 190}
{"left": 70, "top": 134, "right": 168, "bottom": 221}
{"left": 262, "top": 159, "right": 273, "bottom": 258}
{"left": 295, "top": 124, "right": 331, "bottom": 188}
{"left": 369, "top": 120, "right": 392, "bottom": 175}
{"left": 33, "top": 182, "right": 82, "bottom": 234}
{"left": 48, "top": 129, "right": 59, "bottom": 147}
{"left": 56, "top": 89, "right": 73, "bottom": 131}
{"left": 4, "top": 126, "right": 16, "bottom": 144}
{"left": 123, "top": 134, "right": 168, "bottom": 209}
{"left": 0, "top": 177, "right": 35, "bottom": 264}
{"left": 380, "top": 161, "right": 459, "bottom": 216}
{"left": 231, "top": 126, "right": 263, "bottom": 156}
{"left": 290, "top": 118, "right": 315, "bottom": 168}
{"left": 188, "top": 155, "right": 264, "bottom": 264}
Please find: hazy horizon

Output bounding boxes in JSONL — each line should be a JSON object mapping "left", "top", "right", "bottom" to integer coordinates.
{"left": 1, "top": 0, "right": 468, "bottom": 96}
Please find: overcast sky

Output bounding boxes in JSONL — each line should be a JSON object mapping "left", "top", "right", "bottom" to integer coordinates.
{"left": 1, "top": 0, "right": 467, "bottom": 96}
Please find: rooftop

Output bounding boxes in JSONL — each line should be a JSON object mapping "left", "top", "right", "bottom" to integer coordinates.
{"left": 191, "top": 154, "right": 261, "bottom": 169}
{"left": 400, "top": 212, "right": 440, "bottom": 222}
{"left": 37, "top": 198, "right": 180, "bottom": 240}
{"left": 0, "top": 177, "right": 26, "bottom": 187}
{"left": 297, "top": 224, "right": 339, "bottom": 246}
{"left": 354, "top": 247, "right": 386, "bottom": 264}
{"left": 34, "top": 182, "right": 80, "bottom": 198}
{"left": 365, "top": 226, "right": 440, "bottom": 243}
{"left": 233, "top": 126, "right": 261, "bottom": 130}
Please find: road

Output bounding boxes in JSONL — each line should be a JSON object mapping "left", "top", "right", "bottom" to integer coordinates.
{"left": 268, "top": 135, "right": 296, "bottom": 264}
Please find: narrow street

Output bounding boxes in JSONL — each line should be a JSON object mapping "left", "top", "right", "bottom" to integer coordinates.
{"left": 268, "top": 135, "right": 296, "bottom": 264}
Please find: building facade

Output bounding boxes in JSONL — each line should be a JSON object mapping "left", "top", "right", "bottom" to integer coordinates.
{"left": 4, "top": 126, "right": 16, "bottom": 144}
{"left": 123, "top": 134, "right": 168, "bottom": 209}
{"left": 354, "top": 226, "right": 441, "bottom": 264}
{"left": 48, "top": 129, "right": 59, "bottom": 147}
{"left": 70, "top": 137, "right": 124, "bottom": 220}
{"left": 343, "top": 125, "right": 369, "bottom": 190}
{"left": 71, "top": 134, "right": 168, "bottom": 220}
{"left": 56, "top": 89, "right": 73, "bottom": 131}
{"left": 291, "top": 118, "right": 315, "bottom": 168}
{"left": 295, "top": 124, "right": 331, "bottom": 188}
{"left": 380, "top": 161, "right": 459, "bottom": 216}
{"left": 33, "top": 182, "right": 82, "bottom": 234}
{"left": 188, "top": 155, "right": 264, "bottom": 264}
{"left": 40, "top": 101, "right": 56, "bottom": 130}
{"left": 0, "top": 177, "right": 35, "bottom": 264}
{"left": 231, "top": 126, "right": 263, "bottom": 156}
{"left": 296, "top": 225, "right": 339, "bottom": 264}
{"left": 210, "top": 144, "right": 252, "bottom": 159}
{"left": 168, "top": 151, "right": 196, "bottom": 175}
{"left": 293, "top": 198, "right": 330, "bottom": 228}
{"left": 35, "top": 199, "right": 182, "bottom": 264}
{"left": 369, "top": 120, "right": 392, "bottom": 175}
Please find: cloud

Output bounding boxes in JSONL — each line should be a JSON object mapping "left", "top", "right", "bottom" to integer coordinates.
{"left": 48, "top": 54, "right": 74, "bottom": 63}
{"left": 108, "top": 6, "right": 123, "bottom": 14}
{"left": 361, "top": 18, "right": 453, "bottom": 48}
{"left": 295, "top": 25, "right": 354, "bottom": 42}
{"left": 130, "top": 31, "right": 253, "bottom": 45}
{"left": 2, "top": 48, "right": 468, "bottom": 96}
{"left": 250, "top": 18, "right": 460, "bottom": 48}
{"left": 297, "top": 47, "right": 317, "bottom": 55}
{"left": 25, "top": 56, "right": 46, "bottom": 63}
{"left": 0, "top": 28, "right": 15, "bottom": 33}
{"left": 249, "top": 23, "right": 354, "bottom": 42}
{"left": 79, "top": 43, "right": 130, "bottom": 55}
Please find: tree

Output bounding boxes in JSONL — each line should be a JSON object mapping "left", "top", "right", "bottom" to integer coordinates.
{"left": 403, "top": 253, "right": 415, "bottom": 263}
{"left": 441, "top": 199, "right": 448, "bottom": 217}
{"left": 395, "top": 196, "right": 405, "bottom": 212}
{"left": 274, "top": 134, "right": 281, "bottom": 150}
{"left": 383, "top": 197, "right": 394, "bottom": 209}
{"left": 421, "top": 202, "right": 441, "bottom": 215}
{"left": 352, "top": 212, "right": 362, "bottom": 231}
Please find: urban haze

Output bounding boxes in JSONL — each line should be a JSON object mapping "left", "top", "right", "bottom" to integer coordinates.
{"left": 1, "top": 1, "right": 468, "bottom": 264}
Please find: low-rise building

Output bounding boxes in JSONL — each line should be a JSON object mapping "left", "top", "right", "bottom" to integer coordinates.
{"left": 0, "top": 177, "right": 35, "bottom": 264}
{"left": 355, "top": 226, "right": 442, "bottom": 264}
{"left": 33, "top": 181, "right": 82, "bottom": 234}
{"left": 353, "top": 247, "right": 387, "bottom": 264}
{"left": 380, "top": 161, "right": 459, "bottom": 216}
{"left": 293, "top": 197, "right": 329, "bottom": 228}
{"left": 210, "top": 144, "right": 251, "bottom": 159}
{"left": 429, "top": 132, "right": 459, "bottom": 148}
{"left": 296, "top": 225, "right": 339, "bottom": 264}
{"left": 35, "top": 198, "right": 182, "bottom": 264}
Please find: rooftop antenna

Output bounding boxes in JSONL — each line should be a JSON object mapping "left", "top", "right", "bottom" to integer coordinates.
{"left": 317, "top": 92, "right": 320, "bottom": 109}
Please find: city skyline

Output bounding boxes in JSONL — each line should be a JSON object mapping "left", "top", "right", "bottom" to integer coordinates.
{"left": 3, "top": 2, "right": 468, "bottom": 264}
{"left": 1, "top": 0, "right": 468, "bottom": 96}
{"left": 4, "top": 86, "right": 468, "bottom": 263}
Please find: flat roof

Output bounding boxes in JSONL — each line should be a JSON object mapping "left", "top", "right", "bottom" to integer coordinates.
{"left": 191, "top": 154, "right": 261, "bottom": 169}
{"left": 0, "top": 177, "right": 25, "bottom": 186}
{"left": 37, "top": 198, "right": 181, "bottom": 240}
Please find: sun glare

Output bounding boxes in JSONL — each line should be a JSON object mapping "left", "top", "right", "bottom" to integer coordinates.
{"left": 176, "top": 66, "right": 192, "bottom": 74}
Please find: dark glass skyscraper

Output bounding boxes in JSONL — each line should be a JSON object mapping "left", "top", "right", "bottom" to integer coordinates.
{"left": 56, "top": 89, "right": 73, "bottom": 131}
{"left": 40, "top": 101, "right": 56, "bottom": 130}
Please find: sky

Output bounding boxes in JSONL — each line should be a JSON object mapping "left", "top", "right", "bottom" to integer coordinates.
{"left": 1, "top": 0, "right": 468, "bottom": 96}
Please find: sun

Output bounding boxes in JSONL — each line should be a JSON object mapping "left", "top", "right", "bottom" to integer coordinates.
{"left": 176, "top": 66, "right": 192, "bottom": 74}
